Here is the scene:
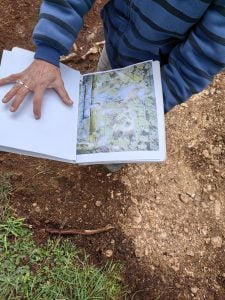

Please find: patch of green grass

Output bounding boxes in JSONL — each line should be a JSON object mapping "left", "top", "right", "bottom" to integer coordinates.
{"left": 0, "top": 175, "right": 125, "bottom": 300}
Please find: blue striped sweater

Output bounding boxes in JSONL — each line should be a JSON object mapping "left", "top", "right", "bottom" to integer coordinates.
{"left": 33, "top": 0, "right": 225, "bottom": 112}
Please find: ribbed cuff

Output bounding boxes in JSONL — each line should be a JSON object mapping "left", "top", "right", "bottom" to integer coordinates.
{"left": 34, "top": 44, "right": 61, "bottom": 67}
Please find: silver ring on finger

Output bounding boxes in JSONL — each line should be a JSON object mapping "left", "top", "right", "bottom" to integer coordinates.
{"left": 16, "top": 79, "right": 32, "bottom": 92}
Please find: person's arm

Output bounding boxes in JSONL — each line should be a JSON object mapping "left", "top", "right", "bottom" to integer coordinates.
{"left": 162, "top": 1, "right": 225, "bottom": 113}
{"left": 0, "top": 0, "right": 96, "bottom": 119}
{"left": 33, "top": 0, "right": 96, "bottom": 66}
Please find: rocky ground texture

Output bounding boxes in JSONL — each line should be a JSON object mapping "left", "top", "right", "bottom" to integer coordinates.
{"left": 0, "top": 1, "right": 225, "bottom": 299}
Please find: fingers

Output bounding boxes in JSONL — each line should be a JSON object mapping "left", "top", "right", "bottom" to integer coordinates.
{"left": 54, "top": 81, "right": 73, "bottom": 106}
{"left": 2, "top": 84, "right": 30, "bottom": 112}
{"left": 2, "top": 84, "right": 21, "bottom": 103}
{"left": 0, "top": 73, "right": 21, "bottom": 86}
{"left": 9, "top": 87, "right": 30, "bottom": 112}
{"left": 33, "top": 88, "right": 45, "bottom": 119}
{"left": 1, "top": 66, "right": 73, "bottom": 119}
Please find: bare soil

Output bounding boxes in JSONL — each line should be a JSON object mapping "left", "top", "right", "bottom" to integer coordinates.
{"left": 1, "top": 1, "right": 225, "bottom": 299}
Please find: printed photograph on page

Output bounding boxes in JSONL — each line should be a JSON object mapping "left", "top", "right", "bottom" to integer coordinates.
{"left": 77, "top": 61, "right": 159, "bottom": 155}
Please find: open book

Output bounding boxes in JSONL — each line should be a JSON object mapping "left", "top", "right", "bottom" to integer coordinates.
{"left": 0, "top": 47, "right": 166, "bottom": 164}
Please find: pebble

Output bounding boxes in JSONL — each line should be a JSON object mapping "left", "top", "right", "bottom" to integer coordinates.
{"left": 95, "top": 200, "right": 102, "bottom": 207}
{"left": 205, "top": 238, "right": 211, "bottom": 245}
{"left": 191, "top": 287, "right": 199, "bottom": 294}
{"left": 215, "top": 200, "right": 221, "bottom": 220}
{"left": 207, "top": 184, "right": 212, "bottom": 191}
{"left": 181, "top": 103, "right": 188, "bottom": 108}
{"left": 184, "top": 228, "right": 189, "bottom": 233}
{"left": 171, "top": 265, "right": 180, "bottom": 272}
{"left": 201, "top": 202, "right": 208, "bottom": 209}
{"left": 160, "top": 232, "right": 167, "bottom": 240}
{"left": 32, "top": 202, "right": 37, "bottom": 207}
{"left": 175, "top": 283, "right": 182, "bottom": 289}
{"left": 105, "top": 249, "right": 113, "bottom": 258}
{"left": 202, "top": 149, "right": 210, "bottom": 158}
{"left": 209, "top": 194, "right": 216, "bottom": 201}
{"left": 144, "top": 248, "right": 149, "bottom": 256}
{"left": 201, "top": 228, "right": 208, "bottom": 236}
{"left": 179, "top": 194, "right": 190, "bottom": 204}
{"left": 187, "top": 192, "right": 196, "bottom": 199}
{"left": 135, "top": 248, "right": 142, "bottom": 258}
{"left": 211, "top": 236, "right": 223, "bottom": 248}
{"left": 187, "top": 250, "right": 195, "bottom": 257}
{"left": 34, "top": 206, "right": 41, "bottom": 213}
{"left": 211, "top": 146, "right": 222, "bottom": 155}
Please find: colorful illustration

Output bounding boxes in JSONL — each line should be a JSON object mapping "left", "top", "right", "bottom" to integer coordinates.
{"left": 77, "top": 61, "right": 159, "bottom": 155}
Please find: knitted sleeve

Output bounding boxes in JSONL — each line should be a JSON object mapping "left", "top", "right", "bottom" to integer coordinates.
{"left": 33, "top": 0, "right": 96, "bottom": 66}
{"left": 161, "top": 1, "right": 225, "bottom": 112}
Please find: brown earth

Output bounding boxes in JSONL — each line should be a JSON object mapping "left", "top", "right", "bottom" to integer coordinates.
{"left": 1, "top": 1, "right": 225, "bottom": 299}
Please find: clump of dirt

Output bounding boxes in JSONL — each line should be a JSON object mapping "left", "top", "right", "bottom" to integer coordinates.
{"left": 1, "top": 1, "right": 225, "bottom": 299}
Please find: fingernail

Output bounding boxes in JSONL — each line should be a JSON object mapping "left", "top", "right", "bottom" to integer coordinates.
{"left": 10, "top": 106, "right": 15, "bottom": 112}
{"left": 35, "top": 114, "right": 40, "bottom": 120}
{"left": 68, "top": 100, "right": 73, "bottom": 105}
{"left": 2, "top": 98, "right": 7, "bottom": 103}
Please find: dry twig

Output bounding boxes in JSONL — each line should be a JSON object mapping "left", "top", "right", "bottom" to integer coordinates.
{"left": 43, "top": 224, "right": 115, "bottom": 235}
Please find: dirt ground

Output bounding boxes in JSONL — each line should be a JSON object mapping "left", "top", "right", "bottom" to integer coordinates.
{"left": 1, "top": 1, "right": 225, "bottom": 299}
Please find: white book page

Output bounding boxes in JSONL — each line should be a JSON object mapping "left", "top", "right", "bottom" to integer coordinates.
{"left": 0, "top": 49, "right": 80, "bottom": 161}
{"left": 76, "top": 60, "right": 166, "bottom": 164}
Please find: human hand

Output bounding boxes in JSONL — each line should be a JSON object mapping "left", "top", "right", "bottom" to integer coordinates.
{"left": 0, "top": 59, "right": 73, "bottom": 119}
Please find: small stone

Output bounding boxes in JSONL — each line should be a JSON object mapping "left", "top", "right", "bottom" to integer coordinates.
{"left": 171, "top": 265, "right": 180, "bottom": 272}
{"left": 214, "top": 283, "right": 220, "bottom": 290}
{"left": 135, "top": 248, "right": 142, "bottom": 258}
{"left": 184, "top": 228, "right": 189, "bottom": 233}
{"left": 209, "top": 194, "right": 216, "bottom": 201}
{"left": 187, "top": 192, "right": 196, "bottom": 199}
{"left": 105, "top": 249, "right": 113, "bottom": 258}
{"left": 187, "top": 250, "right": 195, "bottom": 257}
{"left": 34, "top": 206, "right": 41, "bottom": 213}
{"left": 186, "top": 270, "right": 194, "bottom": 277}
{"left": 150, "top": 265, "right": 155, "bottom": 271}
{"left": 201, "top": 202, "right": 208, "bottom": 209}
{"left": 175, "top": 283, "right": 182, "bottom": 289}
{"left": 205, "top": 238, "right": 211, "bottom": 245}
{"left": 221, "top": 172, "right": 225, "bottom": 179}
{"left": 211, "top": 147, "right": 222, "bottom": 155}
{"left": 191, "top": 287, "right": 199, "bottom": 294}
{"left": 181, "top": 103, "right": 188, "bottom": 108}
{"left": 95, "top": 200, "right": 102, "bottom": 207}
{"left": 83, "top": 204, "right": 87, "bottom": 209}
{"left": 32, "top": 202, "right": 37, "bottom": 207}
{"left": 222, "top": 273, "right": 225, "bottom": 278}
{"left": 110, "top": 239, "right": 115, "bottom": 245}
{"left": 144, "top": 248, "right": 149, "bottom": 256}
{"left": 179, "top": 194, "right": 190, "bottom": 204}
{"left": 210, "top": 88, "right": 216, "bottom": 95}
{"left": 207, "top": 184, "right": 212, "bottom": 191}
{"left": 45, "top": 207, "right": 49, "bottom": 211}
{"left": 202, "top": 149, "right": 210, "bottom": 158}
{"left": 211, "top": 236, "right": 223, "bottom": 248}
{"left": 201, "top": 228, "right": 208, "bottom": 236}
{"left": 215, "top": 200, "right": 221, "bottom": 220}
{"left": 160, "top": 232, "right": 167, "bottom": 240}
